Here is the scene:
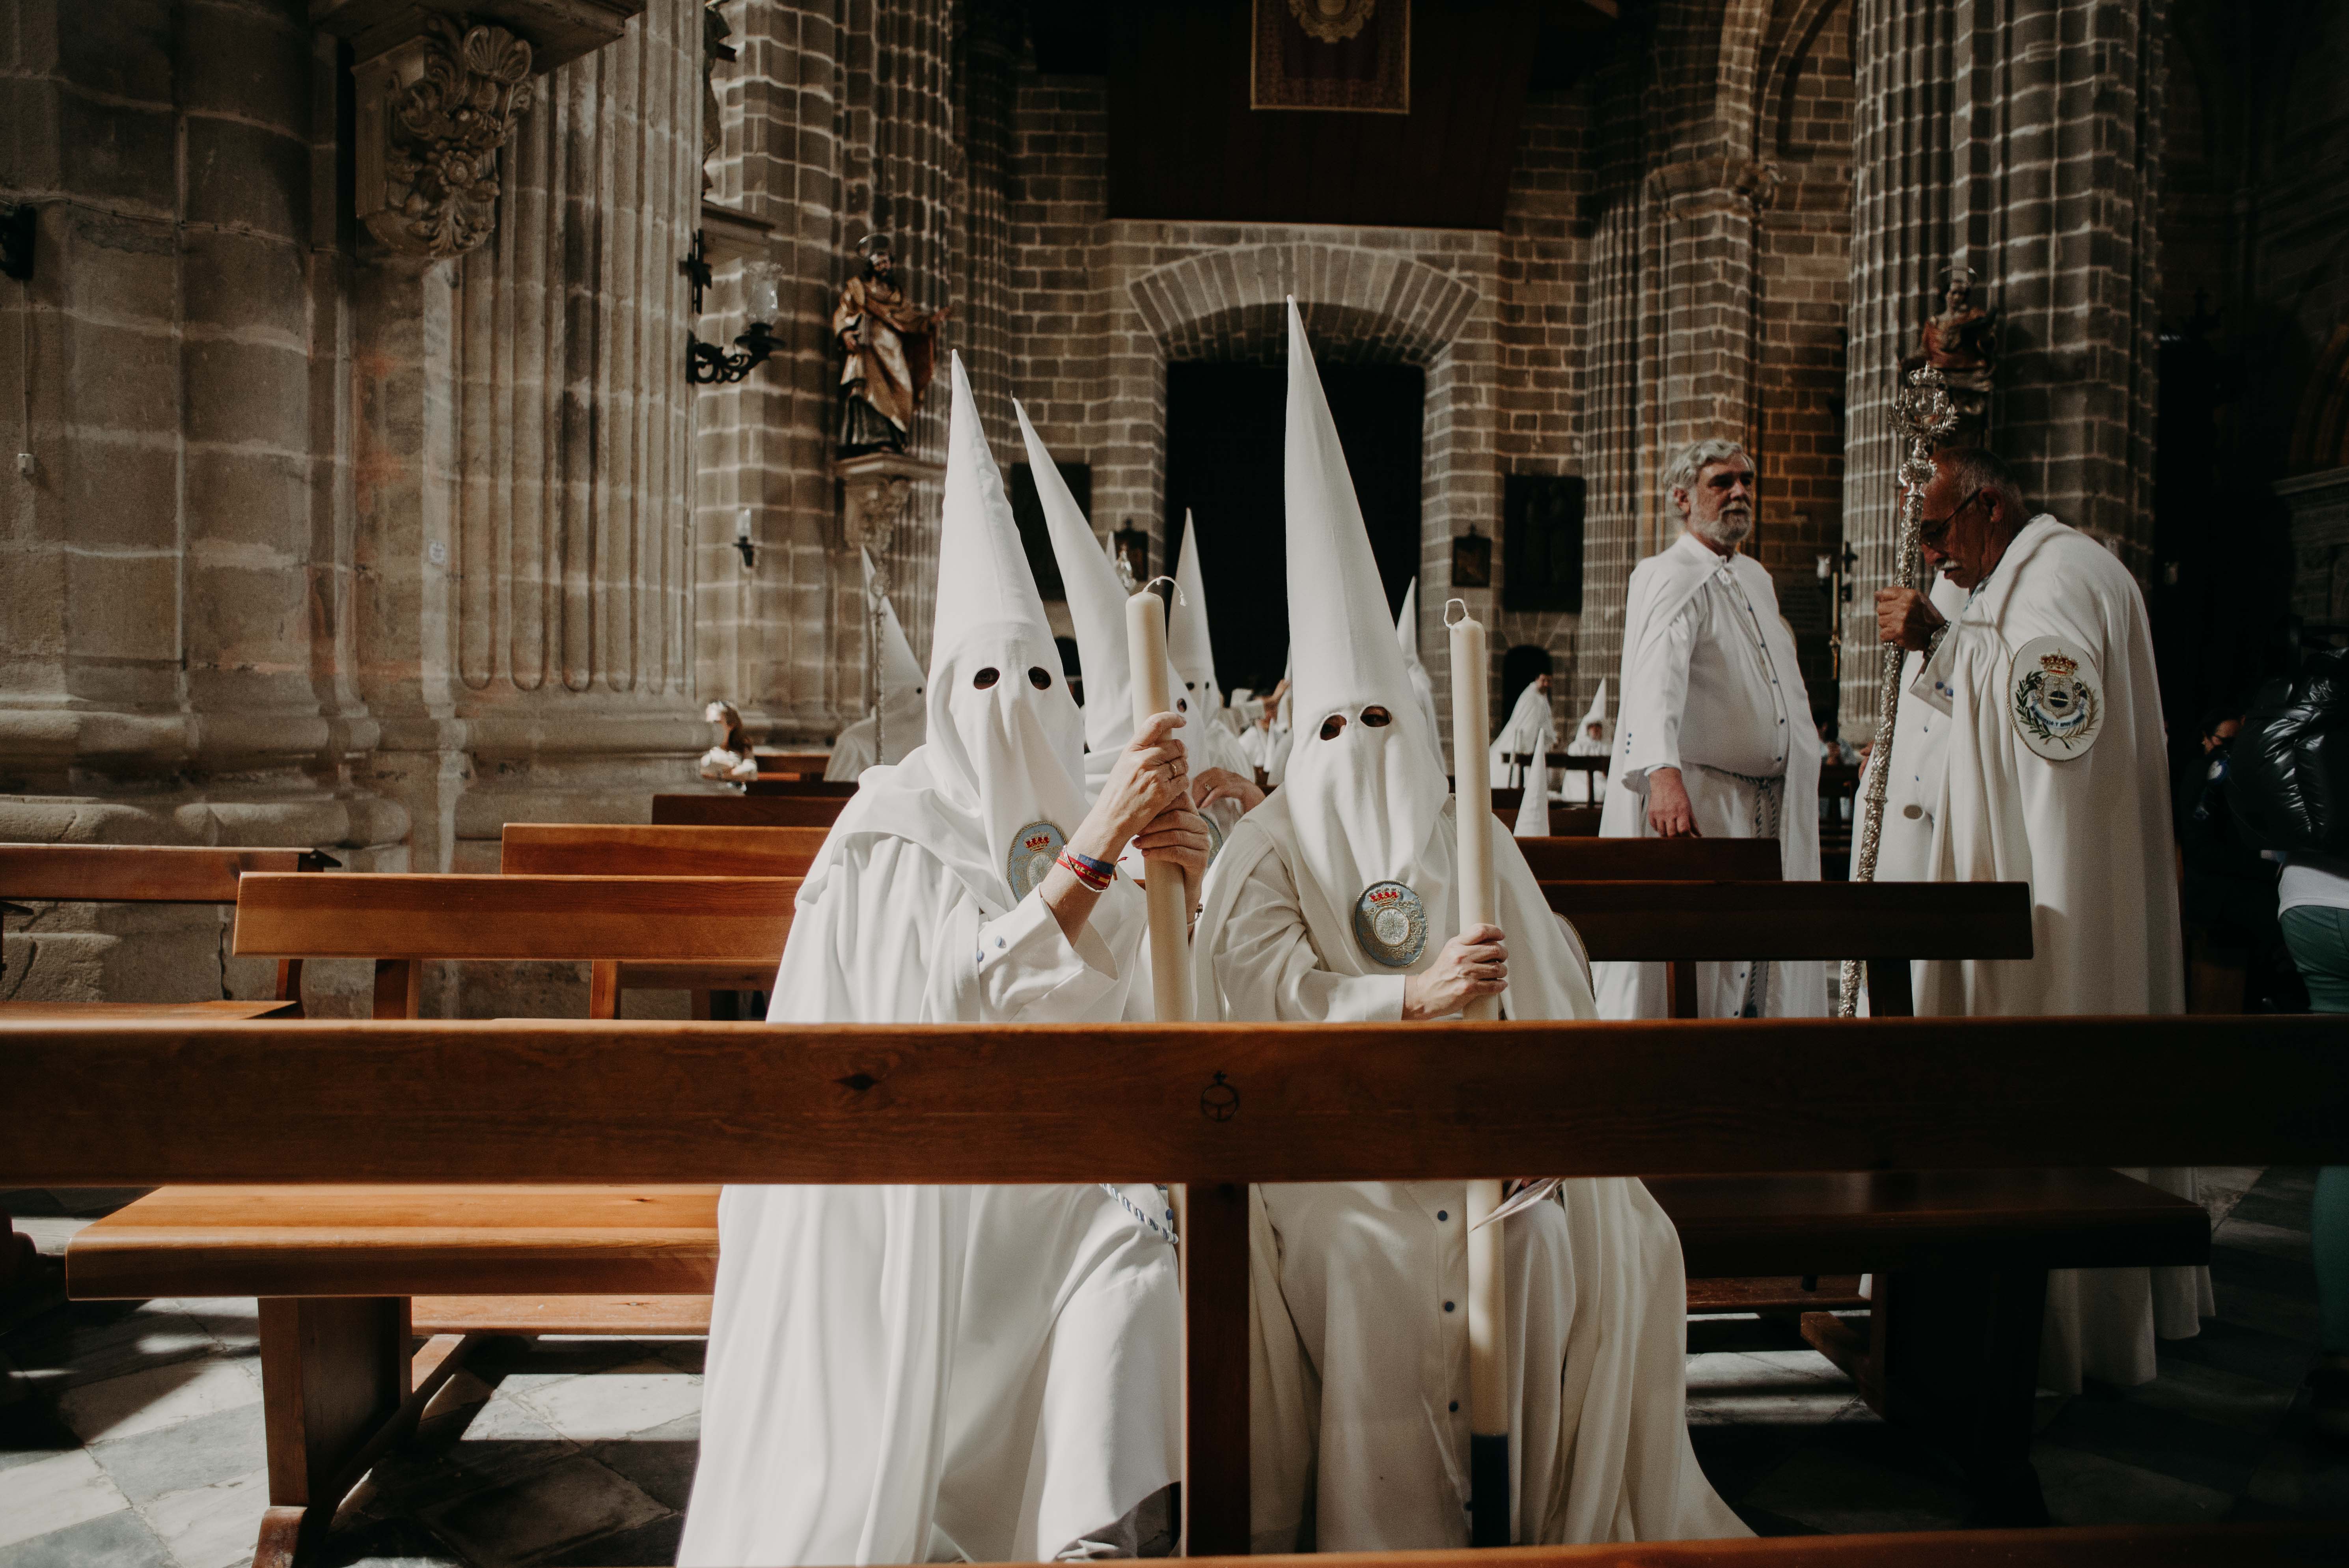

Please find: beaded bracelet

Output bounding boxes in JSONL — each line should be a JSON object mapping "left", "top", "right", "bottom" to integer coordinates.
{"left": 1055, "top": 850, "right": 1114, "bottom": 891}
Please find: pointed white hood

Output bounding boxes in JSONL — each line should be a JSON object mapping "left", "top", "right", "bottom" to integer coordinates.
{"left": 863, "top": 547, "right": 928, "bottom": 766}
{"left": 1276, "top": 300, "right": 1452, "bottom": 952}
{"left": 1393, "top": 578, "right": 1444, "bottom": 764}
{"left": 806, "top": 356, "right": 1088, "bottom": 913}
{"left": 1568, "top": 679, "right": 1609, "bottom": 754}
{"left": 1015, "top": 401, "right": 1192, "bottom": 797}
{"left": 1190, "top": 301, "right": 1596, "bottom": 1023}
{"left": 1169, "top": 511, "right": 1221, "bottom": 712}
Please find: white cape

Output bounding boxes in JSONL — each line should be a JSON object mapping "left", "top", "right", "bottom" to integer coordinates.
{"left": 1488, "top": 681, "right": 1556, "bottom": 837}
{"left": 1595, "top": 537, "right": 1823, "bottom": 1018}
{"left": 1911, "top": 515, "right": 2209, "bottom": 1389}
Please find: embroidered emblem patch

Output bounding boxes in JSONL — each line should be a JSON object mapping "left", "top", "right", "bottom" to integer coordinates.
{"left": 2009, "top": 636, "right": 2102, "bottom": 761}
{"left": 1007, "top": 820, "right": 1065, "bottom": 900}
{"left": 1204, "top": 813, "right": 1225, "bottom": 867}
{"left": 1353, "top": 880, "right": 1429, "bottom": 968}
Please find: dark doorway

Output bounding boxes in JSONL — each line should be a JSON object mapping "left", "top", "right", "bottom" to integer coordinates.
{"left": 1166, "top": 359, "right": 1425, "bottom": 692}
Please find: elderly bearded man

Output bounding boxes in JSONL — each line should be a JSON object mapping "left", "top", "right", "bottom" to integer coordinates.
{"left": 1595, "top": 439, "right": 1826, "bottom": 1019}
{"left": 1875, "top": 445, "right": 2209, "bottom": 1392}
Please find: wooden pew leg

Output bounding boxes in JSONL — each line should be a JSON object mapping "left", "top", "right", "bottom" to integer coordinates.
{"left": 1667, "top": 959, "right": 1699, "bottom": 1018}
{"left": 1875, "top": 1266, "right": 2053, "bottom": 1527}
{"left": 1866, "top": 957, "right": 1915, "bottom": 1018}
{"left": 1183, "top": 1181, "right": 1251, "bottom": 1556}
{"left": 255, "top": 1298, "right": 481, "bottom": 1566}
{"left": 370, "top": 960, "right": 418, "bottom": 1020}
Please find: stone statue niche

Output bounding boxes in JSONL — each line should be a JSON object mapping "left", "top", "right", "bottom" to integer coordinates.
{"left": 834, "top": 236, "right": 951, "bottom": 458}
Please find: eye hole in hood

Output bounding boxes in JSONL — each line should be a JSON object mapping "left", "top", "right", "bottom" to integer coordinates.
{"left": 1027, "top": 666, "right": 1052, "bottom": 690}
{"left": 973, "top": 667, "right": 1000, "bottom": 689}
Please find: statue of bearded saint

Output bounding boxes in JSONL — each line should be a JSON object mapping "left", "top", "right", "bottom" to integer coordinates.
{"left": 833, "top": 238, "right": 950, "bottom": 458}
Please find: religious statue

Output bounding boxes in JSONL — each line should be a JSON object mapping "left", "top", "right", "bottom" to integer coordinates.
{"left": 1903, "top": 268, "right": 1995, "bottom": 436}
{"left": 700, "top": 2, "right": 736, "bottom": 194}
{"left": 833, "top": 236, "right": 949, "bottom": 458}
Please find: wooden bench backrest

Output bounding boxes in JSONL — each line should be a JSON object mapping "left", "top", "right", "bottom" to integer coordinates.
{"left": 653, "top": 792, "right": 850, "bottom": 827}
{"left": 231, "top": 873, "right": 796, "bottom": 1019}
{"left": 751, "top": 750, "right": 832, "bottom": 778}
{"left": 500, "top": 824, "right": 829, "bottom": 878}
{"left": 744, "top": 777, "right": 860, "bottom": 798}
{"left": 1540, "top": 878, "right": 2032, "bottom": 1016}
{"left": 0, "top": 843, "right": 319, "bottom": 903}
{"left": 1495, "top": 804, "right": 1603, "bottom": 836}
{"left": 1515, "top": 837, "right": 1778, "bottom": 881}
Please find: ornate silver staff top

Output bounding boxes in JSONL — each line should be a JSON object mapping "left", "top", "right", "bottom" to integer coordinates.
{"left": 1838, "top": 365, "right": 1961, "bottom": 1016}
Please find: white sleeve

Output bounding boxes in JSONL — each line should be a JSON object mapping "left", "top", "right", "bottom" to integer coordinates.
{"left": 1208, "top": 851, "right": 1406, "bottom": 1022}
{"left": 938, "top": 877, "right": 1143, "bottom": 1023}
{"left": 1616, "top": 593, "right": 1700, "bottom": 789}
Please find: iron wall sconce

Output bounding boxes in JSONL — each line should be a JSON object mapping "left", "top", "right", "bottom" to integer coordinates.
{"left": 734, "top": 508, "right": 757, "bottom": 569}
{"left": 689, "top": 321, "right": 778, "bottom": 384}
{"left": 686, "top": 250, "right": 781, "bottom": 386}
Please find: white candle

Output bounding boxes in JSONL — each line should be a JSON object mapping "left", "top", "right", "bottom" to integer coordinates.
{"left": 1127, "top": 588, "right": 1193, "bottom": 1023}
{"left": 1446, "top": 600, "right": 1509, "bottom": 1538}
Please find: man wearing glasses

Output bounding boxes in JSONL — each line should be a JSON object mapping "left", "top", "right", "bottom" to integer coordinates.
{"left": 1874, "top": 445, "right": 2207, "bottom": 1397}
{"left": 1596, "top": 438, "right": 1827, "bottom": 1020}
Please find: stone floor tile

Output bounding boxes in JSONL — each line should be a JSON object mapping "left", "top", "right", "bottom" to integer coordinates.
{"left": 13, "top": 1217, "right": 95, "bottom": 1257}
{"left": 509, "top": 1364, "right": 703, "bottom": 1442}
{"left": 2117, "top": 1354, "right": 2300, "bottom": 1435}
{"left": 1734, "top": 1436, "right": 1971, "bottom": 1534}
{"left": 2212, "top": 1217, "right": 2320, "bottom": 1263}
{"left": 418, "top": 1453, "right": 667, "bottom": 1567}
{"left": 155, "top": 1300, "right": 259, "bottom": 1353}
{"left": 585, "top": 1423, "right": 699, "bottom": 1512}
{"left": 2038, "top": 1390, "right": 2265, "bottom": 1495}
{"left": 4, "top": 1303, "right": 220, "bottom": 1393}
{"left": 0, "top": 1392, "right": 78, "bottom": 1473}
{"left": 650, "top": 1341, "right": 704, "bottom": 1374}
{"left": 2158, "top": 1317, "right": 2319, "bottom": 1388}
{"left": 2034, "top": 1443, "right": 2233, "bottom": 1526}
{"left": 2242, "top": 1428, "right": 2349, "bottom": 1515}
{"left": 91, "top": 1400, "right": 267, "bottom": 1506}
{"left": 2210, "top": 1281, "right": 2324, "bottom": 1344}
{"left": 54, "top": 1355, "right": 261, "bottom": 1446}
{"left": 0, "top": 1506, "right": 176, "bottom": 1568}
{"left": 0, "top": 1447, "right": 133, "bottom": 1551}
{"left": 536, "top": 1512, "right": 683, "bottom": 1566}
{"left": 310, "top": 1514, "right": 463, "bottom": 1568}
{"left": 139, "top": 1468, "right": 268, "bottom": 1568}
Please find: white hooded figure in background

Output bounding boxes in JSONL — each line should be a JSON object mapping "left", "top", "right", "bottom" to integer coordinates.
{"left": 1596, "top": 439, "right": 1825, "bottom": 1020}
{"left": 1189, "top": 303, "right": 1744, "bottom": 1553}
{"left": 1560, "top": 681, "right": 1609, "bottom": 803}
{"left": 1394, "top": 578, "right": 1446, "bottom": 754}
{"left": 1167, "top": 508, "right": 1262, "bottom": 822}
{"left": 682, "top": 358, "right": 1208, "bottom": 1567}
{"left": 1487, "top": 675, "right": 1556, "bottom": 837}
{"left": 824, "top": 548, "right": 929, "bottom": 781}
{"left": 1019, "top": 407, "right": 1244, "bottom": 865}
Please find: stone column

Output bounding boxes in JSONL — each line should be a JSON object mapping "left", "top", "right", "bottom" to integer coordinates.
{"left": 1840, "top": 0, "right": 2166, "bottom": 735}
{"left": 0, "top": 0, "right": 400, "bottom": 1005}
{"left": 355, "top": 0, "right": 705, "bottom": 900}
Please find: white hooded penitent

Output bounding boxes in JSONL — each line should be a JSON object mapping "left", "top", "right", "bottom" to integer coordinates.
{"left": 1487, "top": 677, "right": 1555, "bottom": 837}
{"left": 682, "top": 357, "right": 1180, "bottom": 1568}
{"left": 1393, "top": 578, "right": 1445, "bottom": 765}
{"left": 1185, "top": 299, "right": 1738, "bottom": 1551}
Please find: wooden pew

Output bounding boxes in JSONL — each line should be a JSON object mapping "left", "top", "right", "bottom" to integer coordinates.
{"left": 0, "top": 842, "right": 329, "bottom": 1294}
{"left": 1514, "top": 836, "right": 1779, "bottom": 882}
{"left": 229, "top": 873, "right": 795, "bottom": 1018}
{"left": 654, "top": 791, "right": 850, "bottom": 828}
{"left": 15, "top": 1014, "right": 2344, "bottom": 1563}
{"left": 499, "top": 823, "right": 830, "bottom": 879}
{"left": 1497, "top": 804, "right": 1604, "bottom": 835}
{"left": 1542, "top": 880, "right": 2033, "bottom": 1017}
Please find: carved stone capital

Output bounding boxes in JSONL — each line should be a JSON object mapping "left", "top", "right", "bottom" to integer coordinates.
{"left": 833, "top": 452, "right": 943, "bottom": 587}
{"left": 317, "top": 1, "right": 650, "bottom": 263}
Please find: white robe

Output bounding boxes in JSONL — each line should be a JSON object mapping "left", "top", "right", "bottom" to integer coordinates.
{"left": 1852, "top": 576, "right": 1969, "bottom": 1008}
{"left": 682, "top": 836, "right": 1181, "bottom": 1565}
{"left": 1190, "top": 792, "right": 1745, "bottom": 1551}
{"left": 1596, "top": 532, "right": 1824, "bottom": 1019}
{"left": 1909, "top": 515, "right": 2210, "bottom": 1390}
{"left": 824, "top": 714, "right": 878, "bottom": 781}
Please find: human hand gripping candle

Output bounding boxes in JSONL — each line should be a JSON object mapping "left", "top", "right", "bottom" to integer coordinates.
{"left": 1127, "top": 583, "right": 1193, "bottom": 1023}
{"left": 1445, "top": 598, "right": 1510, "bottom": 1546}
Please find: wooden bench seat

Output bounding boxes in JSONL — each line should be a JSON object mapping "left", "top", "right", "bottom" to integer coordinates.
{"left": 1516, "top": 837, "right": 1778, "bottom": 881}
{"left": 1213, "top": 1527, "right": 2346, "bottom": 1566}
{"left": 69, "top": 1167, "right": 2205, "bottom": 1529}
{"left": 744, "top": 776, "right": 860, "bottom": 797}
